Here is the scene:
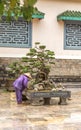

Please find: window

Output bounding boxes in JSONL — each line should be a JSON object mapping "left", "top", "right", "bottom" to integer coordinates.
{"left": 64, "top": 20, "right": 81, "bottom": 50}
{"left": 0, "top": 21, "right": 32, "bottom": 48}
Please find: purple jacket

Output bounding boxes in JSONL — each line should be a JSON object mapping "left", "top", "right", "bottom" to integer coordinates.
{"left": 13, "top": 74, "right": 28, "bottom": 90}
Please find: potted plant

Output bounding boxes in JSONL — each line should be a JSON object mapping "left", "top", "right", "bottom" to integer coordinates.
{"left": 8, "top": 42, "right": 71, "bottom": 105}
{"left": 8, "top": 42, "right": 56, "bottom": 91}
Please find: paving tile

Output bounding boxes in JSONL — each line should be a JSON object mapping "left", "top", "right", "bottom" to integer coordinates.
{"left": 0, "top": 88, "right": 81, "bottom": 129}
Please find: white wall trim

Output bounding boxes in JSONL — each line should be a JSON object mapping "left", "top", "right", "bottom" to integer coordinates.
{"left": 0, "top": 54, "right": 25, "bottom": 58}
{"left": 55, "top": 55, "right": 81, "bottom": 60}
{"left": 0, "top": 54, "right": 81, "bottom": 60}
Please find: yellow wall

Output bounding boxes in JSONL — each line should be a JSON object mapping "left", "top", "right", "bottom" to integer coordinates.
{"left": 1, "top": 0, "right": 81, "bottom": 59}
{"left": 34, "top": 0, "right": 81, "bottom": 59}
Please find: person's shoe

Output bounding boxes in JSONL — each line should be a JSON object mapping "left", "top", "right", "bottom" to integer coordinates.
{"left": 17, "top": 102, "right": 22, "bottom": 104}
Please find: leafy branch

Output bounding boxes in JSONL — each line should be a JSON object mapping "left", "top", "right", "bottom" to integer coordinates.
{"left": 0, "top": 0, "right": 37, "bottom": 21}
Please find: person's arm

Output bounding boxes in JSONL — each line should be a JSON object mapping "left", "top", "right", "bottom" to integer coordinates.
{"left": 23, "top": 76, "right": 28, "bottom": 88}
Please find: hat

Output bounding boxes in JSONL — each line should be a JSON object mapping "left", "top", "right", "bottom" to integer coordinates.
{"left": 24, "top": 73, "right": 32, "bottom": 79}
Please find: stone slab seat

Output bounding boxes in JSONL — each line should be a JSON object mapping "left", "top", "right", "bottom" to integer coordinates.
{"left": 26, "top": 90, "right": 71, "bottom": 105}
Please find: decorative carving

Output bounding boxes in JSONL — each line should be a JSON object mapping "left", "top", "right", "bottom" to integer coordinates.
{"left": 0, "top": 21, "right": 32, "bottom": 48}
{"left": 65, "top": 21, "right": 81, "bottom": 49}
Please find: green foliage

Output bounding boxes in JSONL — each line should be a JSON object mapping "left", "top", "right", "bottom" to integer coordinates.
{"left": 9, "top": 42, "right": 55, "bottom": 80}
{"left": 0, "top": 0, "right": 37, "bottom": 21}
{"left": 28, "top": 0, "right": 37, "bottom": 6}
{"left": 0, "top": 1, "right": 4, "bottom": 15}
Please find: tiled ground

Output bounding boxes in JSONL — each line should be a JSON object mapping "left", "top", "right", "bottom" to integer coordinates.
{"left": 0, "top": 88, "right": 81, "bottom": 130}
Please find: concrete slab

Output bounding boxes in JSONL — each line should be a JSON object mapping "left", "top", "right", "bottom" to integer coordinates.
{"left": 0, "top": 88, "right": 81, "bottom": 130}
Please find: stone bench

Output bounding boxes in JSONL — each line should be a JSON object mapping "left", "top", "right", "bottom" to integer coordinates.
{"left": 26, "top": 90, "right": 71, "bottom": 105}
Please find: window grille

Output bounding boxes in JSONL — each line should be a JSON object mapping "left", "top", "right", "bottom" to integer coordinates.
{"left": 0, "top": 21, "right": 32, "bottom": 48}
{"left": 64, "top": 20, "right": 81, "bottom": 50}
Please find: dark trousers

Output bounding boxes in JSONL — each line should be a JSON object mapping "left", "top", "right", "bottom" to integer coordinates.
{"left": 15, "top": 88, "right": 23, "bottom": 103}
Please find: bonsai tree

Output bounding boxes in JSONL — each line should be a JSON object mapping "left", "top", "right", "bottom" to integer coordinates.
{"left": 9, "top": 42, "right": 55, "bottom": 76}
{"left": 8, "top": 42, "right": 65, "bottom": 91}
{"left": 22, "top": 42, "right": 55, "bottom": 82}
{"left": 8, "top": 42, "right": 55, "bottom": 90}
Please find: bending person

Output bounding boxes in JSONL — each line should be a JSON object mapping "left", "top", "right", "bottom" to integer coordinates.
{"left": 13, "top": 73, "right": 32, "bottom": 104}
